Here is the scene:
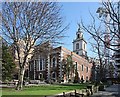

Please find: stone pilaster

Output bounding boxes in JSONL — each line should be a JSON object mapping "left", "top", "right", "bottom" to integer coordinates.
{"left": 33, "top": 60, "right": 35, "bottom": 80}
{"left": 47, "top": 54, "right": 50, "bottom": 82}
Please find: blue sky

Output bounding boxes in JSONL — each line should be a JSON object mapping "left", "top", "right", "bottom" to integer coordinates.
{"left": 59, "top": 2, "right": 101, "bottom": 57}
{"left": 0, "top": 2, "right": 101, "bottom": 58}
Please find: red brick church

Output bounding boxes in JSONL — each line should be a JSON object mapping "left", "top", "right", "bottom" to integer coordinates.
{"left": 29, "top": 27, "right": 93, "bottom": 83}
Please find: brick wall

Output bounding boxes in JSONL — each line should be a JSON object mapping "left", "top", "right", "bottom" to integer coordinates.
{"left": 29, "top": 46, "right": 93, "bottom": 83}
{"left": 61, "top": 47, "right": 93, "bottom": 82}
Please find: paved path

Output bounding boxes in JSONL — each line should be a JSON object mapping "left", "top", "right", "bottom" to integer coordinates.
{"left": 90, "top": 84, "right": 120, "bottom": 97}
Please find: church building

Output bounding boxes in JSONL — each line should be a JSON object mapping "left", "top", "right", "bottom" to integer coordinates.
{"left": 29, "top": 27, "right": 93, "bottom": 83}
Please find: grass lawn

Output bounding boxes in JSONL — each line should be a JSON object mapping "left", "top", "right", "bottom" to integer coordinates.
{"left": 1, "top": 83, "right": 87, "bottom": 97}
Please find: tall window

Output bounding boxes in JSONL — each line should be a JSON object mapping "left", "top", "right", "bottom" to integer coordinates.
{"left": 77, "top": 34, "right": 80, "bottom": 38}
{"left": 84, "top": 43, "right": 85, "bottom": 50}
{"left": 75, "top": 62, "right": 77, "bottom": 70}
{"left": 35, "top": 60, "right": 39, "bottom": 71}
{"left": 52, "top": 57, "right": 56, "bottom": 67}
{"left": 82, "top": 65, "right": 84, "bottom": 71}
{"left": 76, "top": 43, "right": 79, "bottom": 49}
{"left": 81, "top": 75, "right": 84, "bottom": 81}
{"left": 40, "top": 59, "right": 43, "bottom": 70}
{"left": 52, "top": 72, "right": 56, "bottom": 78}
{"left": 86, "top": 76, "right": 88, "bottom": 81}
{"left": 38, "top": 58, "right": 45, "bottom": 71}
{"left": 86, "top": 67, "right": 88, "bottom": 73}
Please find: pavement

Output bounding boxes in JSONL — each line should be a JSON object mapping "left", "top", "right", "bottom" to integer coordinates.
{"left": 90, "top": 84, "right": 120, "bottom": 97}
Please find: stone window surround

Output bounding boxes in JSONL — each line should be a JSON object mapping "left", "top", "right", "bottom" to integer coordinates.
{"left": 51, "top": 57, "right": 57, "bottom": 67}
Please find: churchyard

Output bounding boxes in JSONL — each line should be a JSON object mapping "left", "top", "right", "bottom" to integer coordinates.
{"left": 1, "top": 83, "right": 87, "bottom": 96}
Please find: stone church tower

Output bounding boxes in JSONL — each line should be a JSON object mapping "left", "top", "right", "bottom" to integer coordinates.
{"left": 73, "top": 25, "right": 87, "bottom": 58}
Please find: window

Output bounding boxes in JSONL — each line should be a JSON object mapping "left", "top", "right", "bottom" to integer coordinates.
{"left": 39, "top": 73, "right": 43, "bottom": 79}
{"left": 38, "top": 58, "right": 44, "bottom": 71}
{"left": 86, "top": 76, "right": 88, "bottom": 81}
{"left": 76, "top": 52, "right": 79, "bottom": 55}
{"left": 30, "top": 61, "right": 34, "bottom": 71}
{"left": 76, "top": 43, "right": 79, "bottom": 49}
{"left": 82, "top": 34, "right": 83, "bottom": 38}
{"left": 52, "top": 72, "right": 56, "bottom": 78}
{"left": 82, "top": 65, "right": 84, "bottom": 71}
{"left": 75, "top": 62, "right": 77, "bottom": 70}
{"left": 35, "top": 60, "right": 39, "bottom": 71}
{"left": 40, "top": 59, "right": 43, "bottom": 70}
{"left": 77, "top": 34, "right": 80, "bottom": 38}
{"left": 81, "top": 76, "right": 83, "bottom": 79}
{"left": 52, "top": 57, "right": 56, "bottom": 67}
{"left": 81, "top": 75, "right": 84, "bottom": 83}
{"left": 84, "top": 43, "right": 85, "bottom": 50}
{"left": 86, "top": 67, "right": 88, "bottom": 73}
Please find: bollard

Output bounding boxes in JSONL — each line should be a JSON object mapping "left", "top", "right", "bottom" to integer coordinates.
{"left": 75, "top": 90, "right": 76, "bottom": 97}
{"left": 63, "top": 92, "right": 65, "bottom": 97}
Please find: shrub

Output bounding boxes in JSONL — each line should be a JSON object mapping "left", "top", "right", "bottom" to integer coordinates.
{"left": 98, "top": 85, "right": 105, "bottom": 91}
{"left": 81, "top": 77, "right": 84, "bottom": 83}
{"left": 74, "top": 71, "right": 79, "bottom": 83}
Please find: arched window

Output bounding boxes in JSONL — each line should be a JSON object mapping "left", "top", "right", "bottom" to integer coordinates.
{"left": 77, "top": 34, "right": 80, "bottom": 38}
{"left": 39, "top": 73, "right": 43, "bottom": 79}
{"left": 84, "top": 43, "right": 85, "bottom": 50}
{"left": 81, "top": 75, "right": 83, "bottom": 79}
{"left": 52, "top": 72, "right": 56, "bottom": 78}
{"left": 76, "top": 52, "right": 79, "bottom": 55}
{"left": 86, "top": 76, "right": 88, "bottom": 81}
{"left": 76, "top": 43, "right": 79, "bottom": 49}
{"left": 81, "top": 75, "right": 84, "bottom": 83}
{"left": 86, "top": 67, "right": 88, "bottom": 73}
{"left": 52, "top": 57, "right": 56, "bottom": 67}
{"left": 82, "top": 65, "right": 84, "bottom": 71}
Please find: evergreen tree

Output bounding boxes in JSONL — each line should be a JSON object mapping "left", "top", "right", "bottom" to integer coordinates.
{"left": 2, "top": 44, "right": 16, "bottom": 81}
{"left": 74, "top": 62, "right": 79, "bottom": 83}
{"left": 1, "top": 2, "right": 67, "bottom": 90}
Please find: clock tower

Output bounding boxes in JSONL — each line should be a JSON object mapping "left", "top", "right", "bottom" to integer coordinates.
{"left": 73, "top": 25, "right": 87, "bottom": 58}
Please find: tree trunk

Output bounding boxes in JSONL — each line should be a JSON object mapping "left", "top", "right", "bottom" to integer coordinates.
{"left": 16, "top": 68, "right": 25, "bottom": 90}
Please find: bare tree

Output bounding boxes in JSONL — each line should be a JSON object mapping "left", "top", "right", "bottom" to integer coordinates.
{"left": 81, "top": 18, "right": 106, "bottom": 81}
{"left": 81, "top": 0, "right": 120, "bottom": 82}
{"left": 0, "top": 2, "right": 67, "bottom": 90}
{"left": 80, "top": 0, "right": 120, "bottom": 81}
{"left": 98, "top": 1, "right": 120, "bottom": 50}
{"left": 81, "top": 1, "right": 120, "bottom": 51}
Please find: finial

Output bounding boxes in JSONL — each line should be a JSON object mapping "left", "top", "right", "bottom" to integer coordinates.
{"left": 77, "top": 23, "right": 81, "bottom": 32}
